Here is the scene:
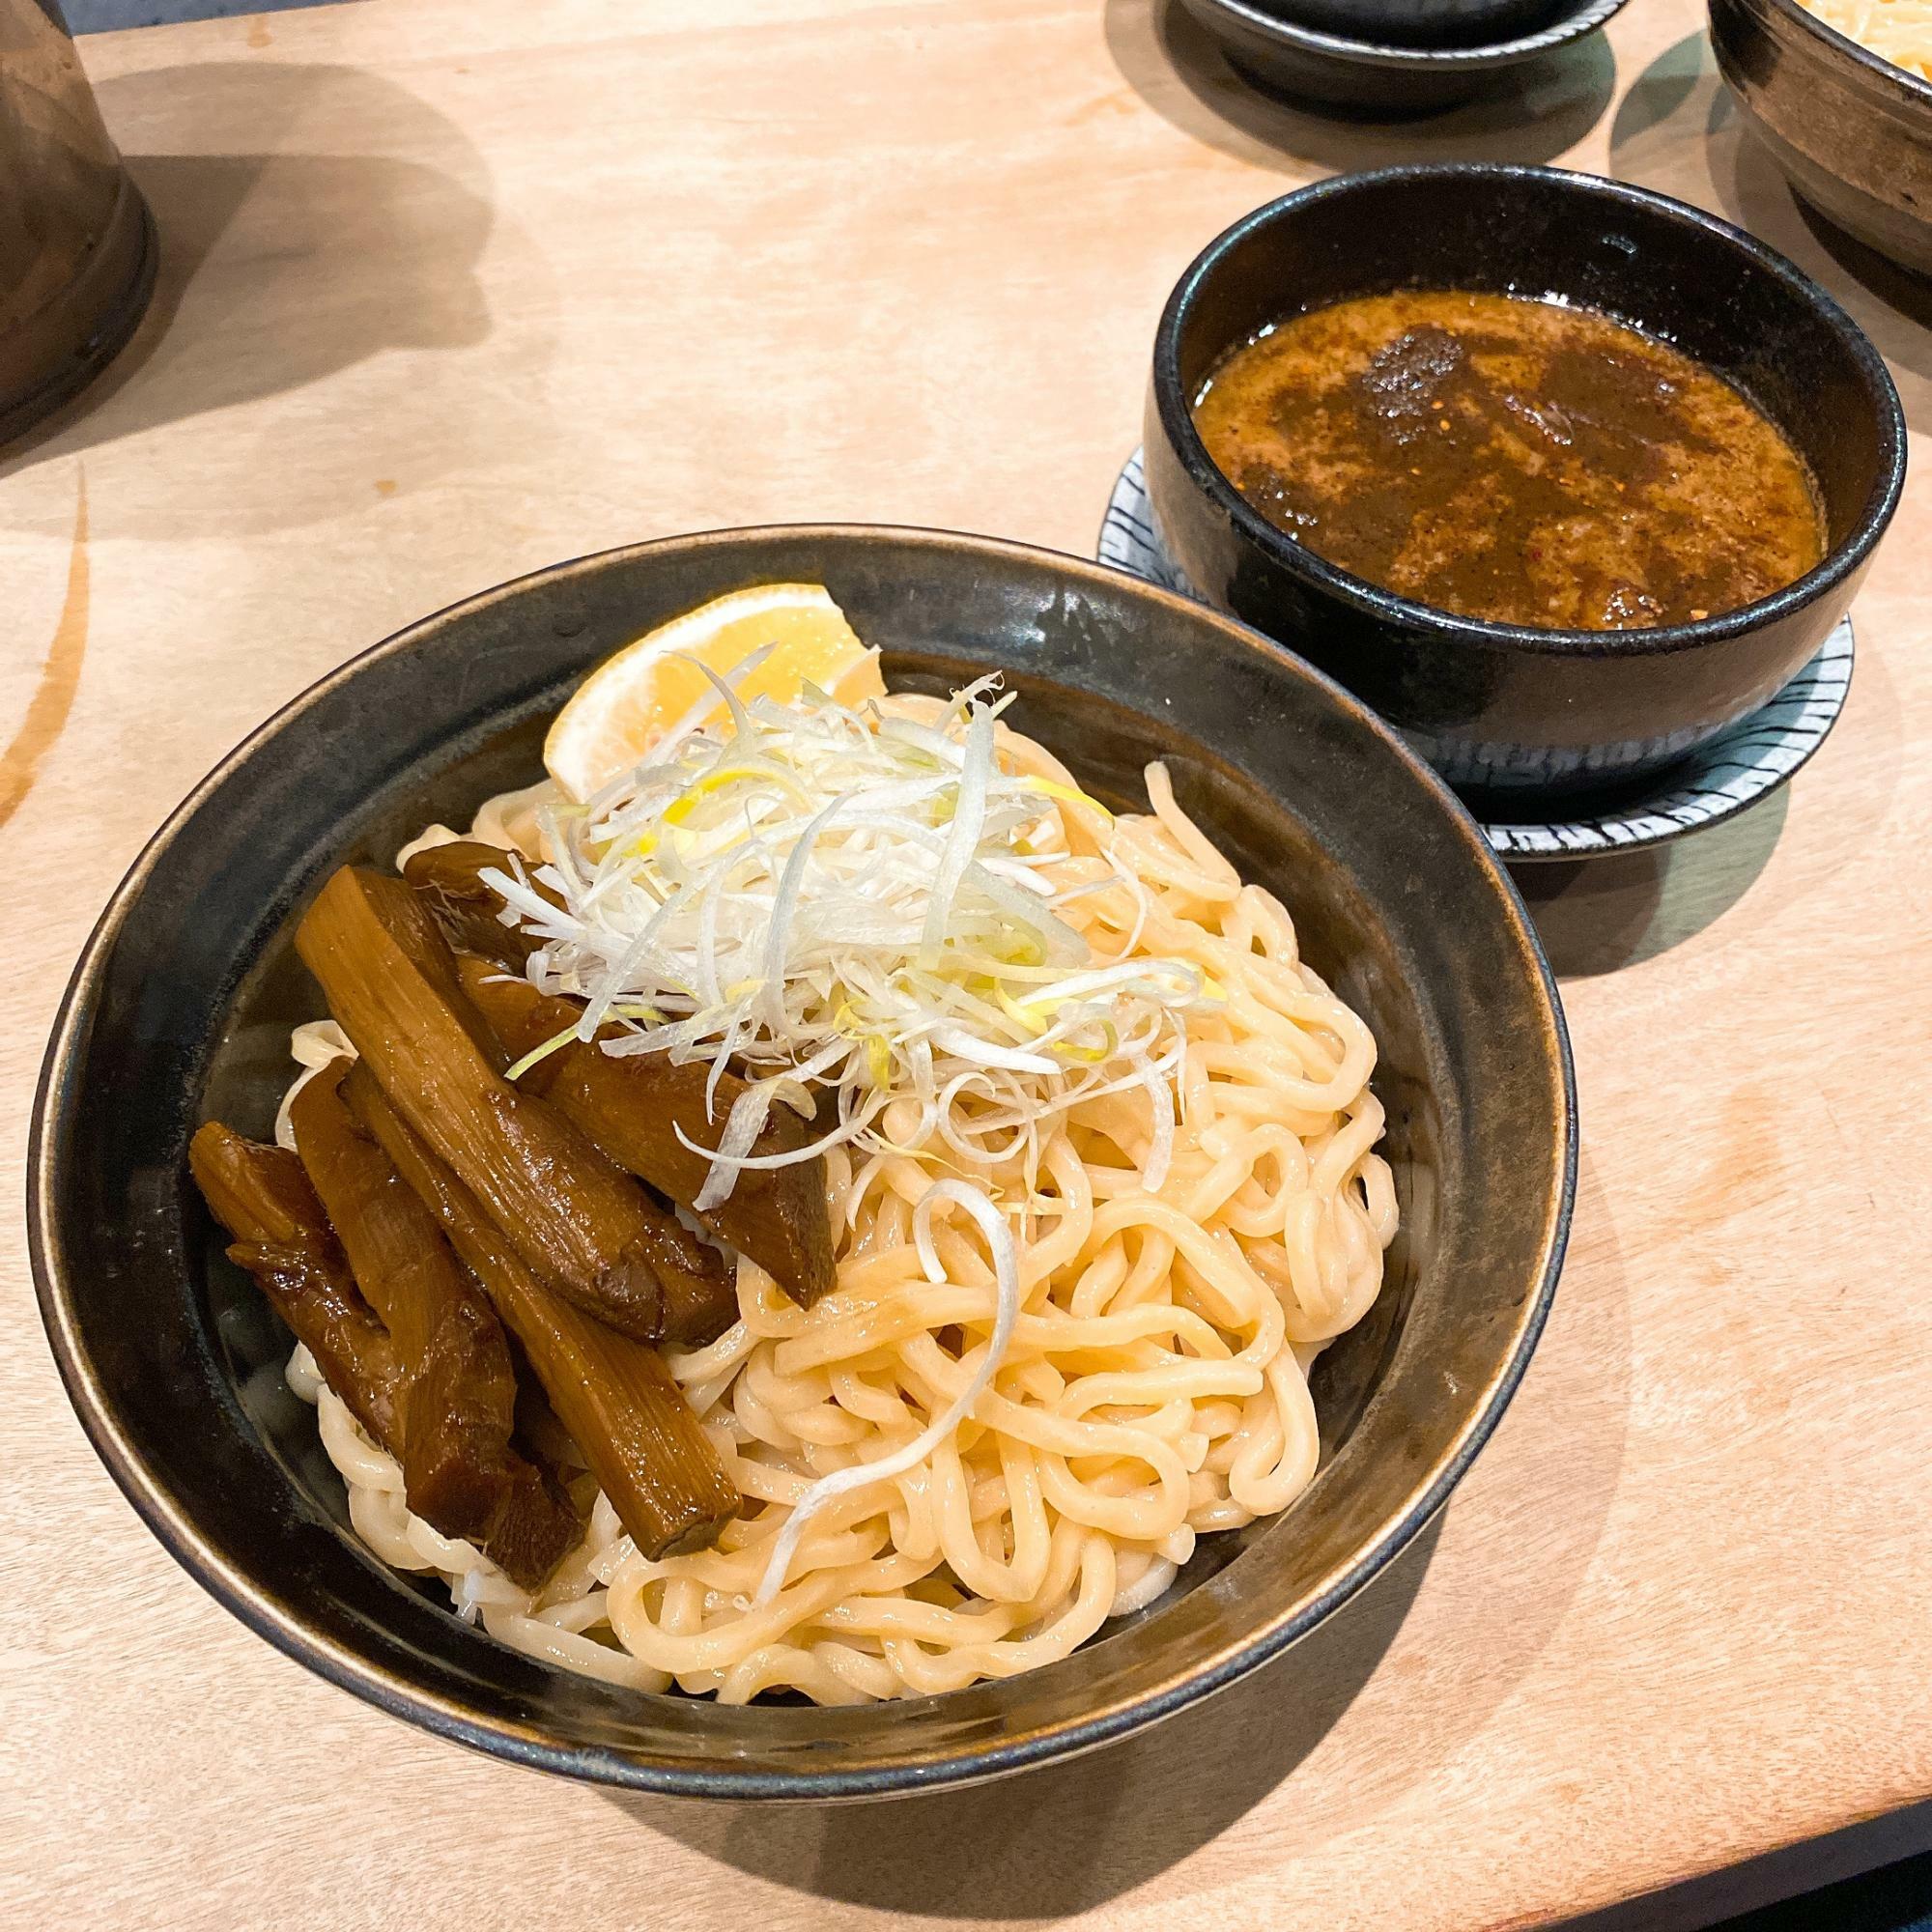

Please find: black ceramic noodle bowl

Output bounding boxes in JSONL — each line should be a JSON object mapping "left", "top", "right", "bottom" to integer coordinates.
{"left": 31, "top": 528, "right": 1573, "bottom": 1799}
{"left": 1146, "top": 166, "right": 1906, "bottom": 797}
{"left": 1176, "top": 0, "right": 1634, "bottom": 115}
{"left": 1711, "top": 0, "right": 1932, "bottom": 277}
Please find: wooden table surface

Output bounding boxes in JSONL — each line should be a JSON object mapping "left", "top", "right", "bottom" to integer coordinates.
{"left": 5, "top": 1, "right": 1930, "bottom": 1925}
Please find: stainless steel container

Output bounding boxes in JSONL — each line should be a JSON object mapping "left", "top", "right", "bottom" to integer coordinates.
{"left": 0, "top": 0, "right": 156, "bottom": 444}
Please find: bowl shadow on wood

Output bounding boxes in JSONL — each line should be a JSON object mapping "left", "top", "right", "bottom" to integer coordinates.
{"left": 1608, "top": 31, "right": 1932, "bottom": 424}
{"left": 620, "top": 1514, "right": 1444, "bottom": 1918}
{"left": 1512, "top": 783, "right": 1790, "bottom": 979}
{"left": 0, "top": 61, "right": 547, "bottom": 536}
{"left": 613, "top": 1156, "right": 1630, "bottom": 1918}
{"left": 1103, "top": 0, "right": 1615, "bottom": 156}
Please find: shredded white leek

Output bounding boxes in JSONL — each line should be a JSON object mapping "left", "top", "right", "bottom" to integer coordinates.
{"left": 490, "top": 666, "right": 1212, "bottom": 1208}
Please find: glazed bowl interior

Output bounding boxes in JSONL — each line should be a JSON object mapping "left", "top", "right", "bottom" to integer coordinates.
{"left": 32, "top": 528, "right": 1572, "bottom": 1799}
{"left": 1162, "top": 166, "right": 1893, "bottom": 574}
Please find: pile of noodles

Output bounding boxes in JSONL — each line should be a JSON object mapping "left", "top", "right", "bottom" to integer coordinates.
{"left": 276, "top": 701, "right": 1396, "bottom": 1705}
{"left": 1800, "top": 0, "right": 1932, "bottom": 76}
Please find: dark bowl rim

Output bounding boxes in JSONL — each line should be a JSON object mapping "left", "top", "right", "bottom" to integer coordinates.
{"left": 1151, "top": 162, "right": 1909, "bottom": 660}
{"left": 1179, "top": 0, "right": 1633, "bottom": 68}
{"left": 1715, "top": 0, "right": 1932, "bottom": 113}
{"left": 28, "top": 523, "right": 1577, "bottom": 1802}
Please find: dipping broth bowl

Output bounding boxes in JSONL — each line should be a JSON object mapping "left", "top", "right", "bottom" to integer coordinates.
{"left": 1144, "top": 164, "right": 1906, "bottom": 797}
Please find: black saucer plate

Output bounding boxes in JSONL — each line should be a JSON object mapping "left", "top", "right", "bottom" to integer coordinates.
{"left": 1101, "top": 450, "right": 1855, "bottom": 863}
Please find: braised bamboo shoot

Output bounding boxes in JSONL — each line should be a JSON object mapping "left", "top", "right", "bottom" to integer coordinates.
{"left": 345, "top": 1063, "right": 738, "bottom": 1560}
{"left": 296, "top": 865, "right": 671, "bottom": 1341}
{"left": 457, "top": 957, "right": 835, "bottom": 1308}
{"left": 289, "top": 1063, "right": 579, "bottom": 1587}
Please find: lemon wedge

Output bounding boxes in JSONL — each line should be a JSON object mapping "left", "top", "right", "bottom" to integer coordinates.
{"left": 543, "top": 582, "right": 886, "bottom": 801}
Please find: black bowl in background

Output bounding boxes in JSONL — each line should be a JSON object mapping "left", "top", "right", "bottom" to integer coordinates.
{"left": 30, "top": 527, "right": 1574, "bottom": 1800}
{"left": 1711, "top": 0, "right": 1932, "bottom": 277}
{"left": 1247, "top": 0, "right": 1558, "bottom": 50}
{"left": 1175, "top": 0, "right": 1631, "bottom": 114}
{"left": 1145, "top": 165, "right": 1906, "bottom": 797}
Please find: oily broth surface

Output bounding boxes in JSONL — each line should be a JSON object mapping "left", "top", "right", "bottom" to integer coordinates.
{"left": 1193, "top": 291, "right": 1826, "bottom": 631}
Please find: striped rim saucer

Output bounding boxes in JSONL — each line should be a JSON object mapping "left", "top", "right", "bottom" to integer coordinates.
{"left": 1098, "top": 448, "right": 1854, "bottom": 864}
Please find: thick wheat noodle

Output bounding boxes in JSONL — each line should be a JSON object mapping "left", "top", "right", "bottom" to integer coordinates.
{"left": 278, "top": 720, "right": 1397, "bottom": 1703}
{"left": 1799, "top": 0, "right": 1932, "bottom": 76}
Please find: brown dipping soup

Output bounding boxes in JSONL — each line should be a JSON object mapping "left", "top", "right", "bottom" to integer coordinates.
{"left": 1192, "top": 291, "right": 1827, "bottom": 632}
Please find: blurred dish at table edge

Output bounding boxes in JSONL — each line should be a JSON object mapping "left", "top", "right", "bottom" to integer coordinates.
{"left": 1146, "top": 164, "right": 1905, "bottom": 799}
{"left": 1712, "top": 0, "right": 1932, "bottom": 277}
{"left": 1173, "top": 0, "right": 1634, "bottom": 116}
{"left": 1240, "top": 0, "right": 1559, "bottom": 49}
{"left": 33, "top": 526, "right": 1571, "bottom": 1796}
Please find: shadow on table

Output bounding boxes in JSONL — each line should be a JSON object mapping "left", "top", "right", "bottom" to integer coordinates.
{"left": 1511, "top": 781, "right": 1789, "bottom": 979}
{"left": 607, "top": 1512, "right": 1444, "bottom": 1920}
{"left": 1102, "top": 0, "right": 1616, "bottom": 172}
{"left": 611, "top": 1154, "right": 1634, "bottom": 1920}
{"left": 0, "top": 60, "right": 512, "bottom": 532}
{"left": 1608, "top": 31, "right": 1932, "bottom": 425}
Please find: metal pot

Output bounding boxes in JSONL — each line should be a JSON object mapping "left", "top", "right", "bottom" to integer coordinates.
{"left": 0, "top": 0, "right": 156, "bottom": 445}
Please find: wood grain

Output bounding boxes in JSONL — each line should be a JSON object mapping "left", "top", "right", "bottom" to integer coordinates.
{"left": 0, "top": 473, "right": 87, "bottom": 833}
{"left": 2, "top": 2, "right": 1929, "bottom": 1927}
